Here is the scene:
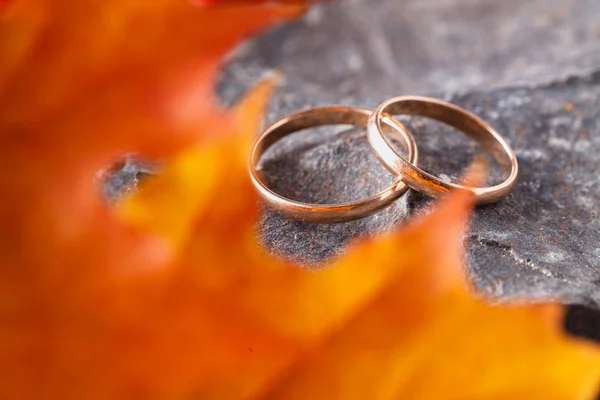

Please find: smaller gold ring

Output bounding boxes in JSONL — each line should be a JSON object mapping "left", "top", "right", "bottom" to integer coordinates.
{"left": 367, "top": 96, "right": 518, "bottom": 205}
{"left": 249, "top": 106, "right": 418, "bottom": 223}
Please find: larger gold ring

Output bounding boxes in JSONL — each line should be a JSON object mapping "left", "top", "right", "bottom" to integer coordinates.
{"left": 367, "top": 96, "right": 518, "bottom": 204}
{"left": 249, "top": 106, "right": 418, "bottom": 223}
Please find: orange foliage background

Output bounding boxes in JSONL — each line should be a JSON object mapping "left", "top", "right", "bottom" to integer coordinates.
{"left": 0, "top": 1, "right": 599, "bottom": 399}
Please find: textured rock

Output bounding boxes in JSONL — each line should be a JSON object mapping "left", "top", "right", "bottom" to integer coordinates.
{"left": 221, "top": 0, "right": 600, "bottom": 98}
{"left": 255, "top": 72, "right": 600, "bottom": 308}
{"left": 217, "top": 0, "right": 600, "bottom": 307}
{"left": 107, "top": 0, "right": 600, "bottom": 310}
{"left": 100, "top": 155, "right": 156, "bottom": 202}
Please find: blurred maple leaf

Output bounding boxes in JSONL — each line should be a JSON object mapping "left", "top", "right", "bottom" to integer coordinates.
{"left": 116, "top": 130, "right": 600, "bottom": 399}
{"left": 0, "top": 1, "right": 599, "bottom": 400}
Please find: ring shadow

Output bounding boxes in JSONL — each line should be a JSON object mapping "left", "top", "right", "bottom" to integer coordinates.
{"left": 257, "top": 127, "right": 413, "bottom": 266}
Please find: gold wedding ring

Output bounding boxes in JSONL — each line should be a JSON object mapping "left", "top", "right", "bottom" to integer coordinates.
{"left": 249, "top": 106, "right": 418, "bottom": 223}
{"left": 249, "top": 96, "right": 518, "bottom": 222}
{"left": 367, "top": 96, "right": 518, "bottom": 205}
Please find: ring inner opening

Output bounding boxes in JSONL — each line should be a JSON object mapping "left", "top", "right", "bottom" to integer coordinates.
{"left": 389, "top": 115, "right": 507, "bottom": 186}
{"left": 259, "top": 124, "right": 410, "bottom": 205}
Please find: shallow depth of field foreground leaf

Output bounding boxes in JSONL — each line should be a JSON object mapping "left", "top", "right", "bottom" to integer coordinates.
{"left": 119, "top": 133, "right": 600, "bottom": 399}
{"left": 1, "top": 1, "right": 600, "bottom": 400}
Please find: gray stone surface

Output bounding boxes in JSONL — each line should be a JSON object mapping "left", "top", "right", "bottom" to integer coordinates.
{"left": 107, "top": 0, "right": 600, "bottom": 309}
{"left": 219, "top": 0, "right": 600, "bottom": 307}
{"left": 255, "top": 73, "right": 600, "bottom": 308}
{"left": 221, "top": 0, "right": 600, "bottom": 98}
{"left": 99, "top": 155, "right": 156, "bottom": 202}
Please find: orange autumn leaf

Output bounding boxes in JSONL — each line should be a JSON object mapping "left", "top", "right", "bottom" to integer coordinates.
{"left": 0, "top": 0, "right": 305, "bottom": 274}
{"left": 115, "top": 118, "right": 600, "bottom": 399}
{"left": 0, "top": 0, "right": 305, "bottom": 399}
{"left": 0, "top": 0, "right": 306, "bottom": 268}
{"left": 117, "top": 81, "right": 600, "bottom": 398}
{"left": 0, "top": 1, "right": 305, "bottom": 153}
{"left": 0, "top": 2, "right": 599, "bottom": 400}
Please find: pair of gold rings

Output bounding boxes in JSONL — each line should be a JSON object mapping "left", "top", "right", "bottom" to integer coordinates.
{"left": 249, "top": 96, "right": 518, "bottom": 223}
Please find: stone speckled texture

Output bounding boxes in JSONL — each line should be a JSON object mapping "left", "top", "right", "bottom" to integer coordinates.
{"left": 255, "top": 73, "right": 600, "bottom": 308}
{"left": 221, "top": 0, "right": 600, "bottom": 98}
{"left": 216, "top": 0, "right": 600, "bottom": 308}
{"left": 105, "top": 0, "right": 600, "bottom": 339}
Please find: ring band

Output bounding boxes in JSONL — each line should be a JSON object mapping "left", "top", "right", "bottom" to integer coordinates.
{"left": 249, "top": 106, "right": 418, "bottom": 223}
{"left": 367, "top": 96, "right": 518, "bottom": 204}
